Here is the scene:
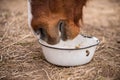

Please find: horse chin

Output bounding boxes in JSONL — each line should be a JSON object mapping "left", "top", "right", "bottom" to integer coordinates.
{"left": 39, "top": 34, "right": 60, "bottom": 45}
{"left": 46, "top": 38, "right": 60, "bottom": 45}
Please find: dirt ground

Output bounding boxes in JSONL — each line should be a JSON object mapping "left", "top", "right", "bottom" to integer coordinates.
{"left": 0, "top": 0, "right": 120, "bottom": 80}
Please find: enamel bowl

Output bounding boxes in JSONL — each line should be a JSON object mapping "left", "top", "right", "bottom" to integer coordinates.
{"left": 39, "top": 34, "right": 99, "bottom": 66}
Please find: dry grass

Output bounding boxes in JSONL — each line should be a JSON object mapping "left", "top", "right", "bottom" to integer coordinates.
{"left": 0, "top": 0, "right": 120, "bottom": 80}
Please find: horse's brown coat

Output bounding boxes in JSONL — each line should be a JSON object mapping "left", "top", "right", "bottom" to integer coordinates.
{"left": 30, "top": 0, "right": 87, "bottom": 44}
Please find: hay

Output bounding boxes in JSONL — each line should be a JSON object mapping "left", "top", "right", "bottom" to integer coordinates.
{"left": 0, "top": 0, "right": 120, "bottom": 80}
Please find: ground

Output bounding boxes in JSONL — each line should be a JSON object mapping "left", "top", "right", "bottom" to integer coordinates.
{"left": 0, "top": 0, "right": 120, "bottom": 80}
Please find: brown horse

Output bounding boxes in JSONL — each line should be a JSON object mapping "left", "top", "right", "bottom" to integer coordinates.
{"left": 28, "top": 0, "right": 88, "bottom": 44}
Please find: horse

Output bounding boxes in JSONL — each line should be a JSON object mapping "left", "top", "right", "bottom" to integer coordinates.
{"left": 28, "top": 0, "right": 88, "bottom": 44}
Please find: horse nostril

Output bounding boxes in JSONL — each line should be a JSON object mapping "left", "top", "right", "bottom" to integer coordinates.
{"left": 58, "top": 20, "right": 67, "bottom": 41}
{"left": 39, "top": 28, "right": 46, "bottom": 40}
{"left": 59, "top": 20, "right": 65, "bottom": 32}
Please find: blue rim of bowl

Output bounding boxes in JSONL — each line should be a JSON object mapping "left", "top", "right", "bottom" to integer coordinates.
{"left": 39, "top": 34, "right": 100, "bottom": 50}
